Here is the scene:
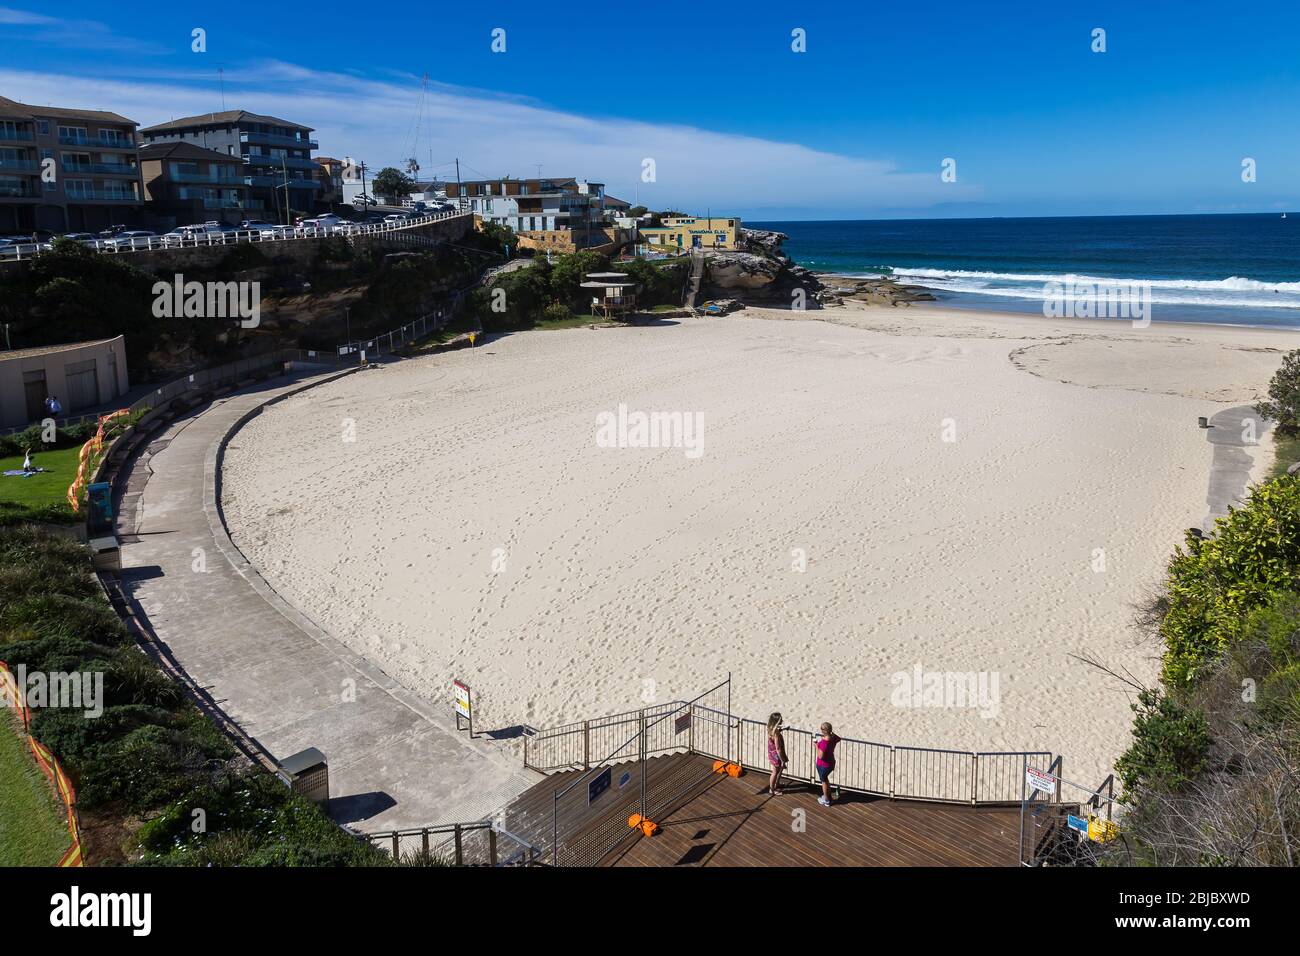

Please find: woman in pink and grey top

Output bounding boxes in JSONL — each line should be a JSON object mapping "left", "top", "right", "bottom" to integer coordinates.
{"left": 814, "top": 722, "right": 841, "bottom": 806}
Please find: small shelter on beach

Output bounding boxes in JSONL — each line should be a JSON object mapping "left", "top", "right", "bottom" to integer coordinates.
{"left": 582, "top": 272, "right": 638, "bottom": 320}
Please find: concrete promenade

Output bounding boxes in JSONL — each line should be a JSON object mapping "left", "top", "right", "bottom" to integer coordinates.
{"left": 115, "top": 368, "right": 539, "bottom": 834}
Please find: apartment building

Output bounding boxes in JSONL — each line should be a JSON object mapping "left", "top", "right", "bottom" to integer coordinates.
{"left": 138, "top": 141, "right": 249, "bottom": 227}
{"left": 0, "top": 96, "right": 143, "bottom": 234}
{"left": 444, "top": 177, "right": 606, "bottom": 245}
{"left": 139, "top": 110, "right": 321, "bottom": 223}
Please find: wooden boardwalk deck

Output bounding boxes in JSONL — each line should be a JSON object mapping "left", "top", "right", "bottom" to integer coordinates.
{"left": 503, "top": 753, "right": 1023, "bottom": 867}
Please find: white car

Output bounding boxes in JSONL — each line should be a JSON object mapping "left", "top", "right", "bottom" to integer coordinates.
{"left": 239, "top": 220, "right": 279, "bottom": 237}
{"left": 104, "top": 230, "right": 158, "bottom": 250}
{"left": 300, "top": 215, "right": 345, "bottom": 233}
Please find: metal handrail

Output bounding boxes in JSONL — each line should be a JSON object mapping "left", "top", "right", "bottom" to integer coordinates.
{"left": 364, "top": 819, "right": 542, "bottom": 866}
{"left": 526, "top": 701, "right": 1053, "bottom": 807}
{"left": 0, "top": 209, "right": 471, "bottom": 262}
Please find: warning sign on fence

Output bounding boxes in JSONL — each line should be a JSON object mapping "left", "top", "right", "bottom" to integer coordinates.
{"left": 1026, "top": 767, "right": 1057, "bottom": 795}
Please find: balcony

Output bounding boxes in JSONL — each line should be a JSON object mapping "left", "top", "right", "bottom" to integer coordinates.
{"left": 0, "top": 128, "right": 34, "bottom": 143}
{"left": 244, "top": 154, "right": 319, "bottom": 172}
{"left": 0, "top": 185, "right": 39, "bottom": 199}
{"left": 240, "top": 131, "right": 318, "bottom": 150}
{"left": 203, "top": 198, "right": 246, "bottom": 210}
{"left": 169, "top": 170, "right": 246, "bottom": 185}
{"left": 59, "top": 135, "right": 136, "bottom": 150}
{"left": 62, "top": 161, "right": 140, "bottom": 176}
{"left": 0, "top": 159, "right": 39, "bottom": 173}
{"left": 65, "top": 189, "right": 141, "bottom": 203}
{"left": 244, "top": 175, "right": 322, "bottom": 190}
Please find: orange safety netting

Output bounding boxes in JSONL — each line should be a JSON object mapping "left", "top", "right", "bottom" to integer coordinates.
{"left": 66, "top": 408, "right": 131, "bottom": 513}
{"left": 0, "top": 661, "right": 84, "bottom": 866}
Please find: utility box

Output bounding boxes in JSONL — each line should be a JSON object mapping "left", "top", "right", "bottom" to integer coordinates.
{"left": 87, "top": 535, "right": 121, "bottom": 573}
{"left": 87, "top": 482, "right": 114, "bottom": 536}
{"left": 280, "top": 748, "right": 329, "bottom": 805}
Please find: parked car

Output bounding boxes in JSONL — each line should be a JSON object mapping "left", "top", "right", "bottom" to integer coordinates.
{"left": 98, "top": 224, "right": 129, "bottom": 238}
{"left": 352, "top": 194, "right": 377, "bottom": 208}
{"left": 159, "top": 227, "right": 200, "bottom": 247}
{"left": 299, "top": 215, "right": 345, "bottom": 233}
{"left": 239, "top": 220, "right": 278, "bottom": 236}
{"left": 103, "top": 230, "right": 158, "bottom": 250}
{"left": 0, "top": 235, "right": 50, "bottom": 258}
{"left": 59, "top": 232, "right": 98, "bottom": 243}
{"left": 383, "top": 213, "right": 407, "bottom": 225}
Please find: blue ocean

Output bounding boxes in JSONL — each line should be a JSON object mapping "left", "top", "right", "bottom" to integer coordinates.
{"left": 751, "top": 214, "right": 1300, "bottom": 329}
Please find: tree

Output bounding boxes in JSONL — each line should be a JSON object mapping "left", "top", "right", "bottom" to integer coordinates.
{"left": 1256, "top": 349, "right": 1300, "bottom": 431}
{"left": 548, "top": 250, "right": 608, "bottom": 309}
{"left": 372, "top": 167, "right": 415, "bottom": 202}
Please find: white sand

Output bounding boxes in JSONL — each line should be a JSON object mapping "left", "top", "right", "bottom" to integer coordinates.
{"left": 221, "top": 305, "right": 1300, "bottom": 785}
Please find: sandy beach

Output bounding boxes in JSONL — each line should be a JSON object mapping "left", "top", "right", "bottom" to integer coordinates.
{"left": 220, "top": 303, "right": 1300, "bottom": 785}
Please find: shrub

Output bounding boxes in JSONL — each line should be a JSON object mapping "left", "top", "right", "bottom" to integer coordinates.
{"left": 1114, "top": 689, "right": 1212, "bottom": 795}
{"left": 541, "top": 302, "right": 573, "bottom": 324}
{"left": 217, "top": 243, "right": 267, "bottom": 272}
{"left": 1255, "top": 349, "right": 1300, "bottom": 431}
{"left": 1159, "top": 476, "right": 1300, "bottom": 684}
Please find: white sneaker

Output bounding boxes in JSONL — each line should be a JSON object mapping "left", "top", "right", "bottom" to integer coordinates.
{"left": 818, "top": 796, "right": 831, "bottom": 807}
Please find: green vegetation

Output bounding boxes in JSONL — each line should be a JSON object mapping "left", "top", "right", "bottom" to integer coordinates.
{"left": 371, "top": 167, "right": 415, "bottom": 201}
{"left": 469, "top": 251, "right": 684, "bottom": 332}
{"left": 0, "top": 239, "right": 179, "bottom": 381}
{"left": 0, "top": 526, "right": 387, "bottom": 865}
{"left": 1110, "top": 350, "right": 1300, "bottom": 866}
{"left": 1158, "top": 477, "right": 1300, "bottom": 686}
{"left": 0, "top": 710, "right": 72, "bottom": 866}
{"left": 0, "top": 446, "right": 82, "bottom": 526}
{"left": 1255, "top": 348, "right": 1300, "bottom": 430}
{"left": 1268, "top": 428, "right": 1300, "bottom": 479}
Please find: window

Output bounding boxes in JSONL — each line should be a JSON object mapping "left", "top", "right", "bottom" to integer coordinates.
{"left": 65, "top": 179, "right": 93, "bottom": 198}
{"left": 36, "top": 120, "right": 49, "bottom": 136}
{"left": 59, "top": 126, "right": 87, "bottom": 144}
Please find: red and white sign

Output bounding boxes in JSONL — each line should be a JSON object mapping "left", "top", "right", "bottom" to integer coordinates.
{"left": 452, "top": 680, "right": 471, "bottom": 719}
{"left": 1026, "top": 767, "right": 1057, "bottom": 795}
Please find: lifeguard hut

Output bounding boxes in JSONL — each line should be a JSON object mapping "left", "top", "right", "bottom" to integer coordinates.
{"left": 582, "top": 272, "right": 638, "bottom": 320}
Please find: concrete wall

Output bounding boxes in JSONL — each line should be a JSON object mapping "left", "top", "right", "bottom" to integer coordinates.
{"left": 0, "top": 335, "right": 130, "bottom": 428}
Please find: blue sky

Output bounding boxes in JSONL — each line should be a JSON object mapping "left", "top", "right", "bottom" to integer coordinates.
{"left": 3, "top": 0, "right": 1299, "bottom": 219}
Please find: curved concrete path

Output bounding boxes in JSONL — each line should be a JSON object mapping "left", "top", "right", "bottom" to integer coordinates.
{"left": 116, "top": 368, "right": 539, "bottom": 833}
{"left": 1202, "top": 404, "right": 1270, "bottom": 530}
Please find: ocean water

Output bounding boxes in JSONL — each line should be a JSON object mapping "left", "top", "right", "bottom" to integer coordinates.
{"left": 750, "top": 214, "right": 1300, "bottom": 329}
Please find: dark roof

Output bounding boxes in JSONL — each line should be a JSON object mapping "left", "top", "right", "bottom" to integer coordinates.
{"left": 604, "top": 195, "right": 633, "bottom": 208}
{"left": 140, "top": 109, "right": 313, "bottom": 134}
{"left": 138, "top": 141, "right": 243, "bottom": 164}
{"left": 0, "top": 95, "right": 135, "bottom": 125}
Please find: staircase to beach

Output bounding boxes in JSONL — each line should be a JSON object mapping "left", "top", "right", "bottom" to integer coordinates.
{"left": 684, "top": 249, "right": 706, "bottom": 310}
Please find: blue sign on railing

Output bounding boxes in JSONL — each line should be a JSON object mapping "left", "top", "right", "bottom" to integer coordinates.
{"left": 588, "top": 766, "right": 612, "bottom": 806}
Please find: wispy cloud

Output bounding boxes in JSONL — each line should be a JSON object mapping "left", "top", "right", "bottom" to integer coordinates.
{"left": 0, "top": 5, "right": 168, "bottom": 54}
{"left": 0, "top": 60, "right": 978, "bottom": 217}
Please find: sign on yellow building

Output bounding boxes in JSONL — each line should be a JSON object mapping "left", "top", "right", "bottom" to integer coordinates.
{"left": 639, "top": 216, "right": 740, "bottom": 252}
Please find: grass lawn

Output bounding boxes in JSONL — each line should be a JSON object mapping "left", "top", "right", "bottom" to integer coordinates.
{"left": 0, "top": 711, "right": 73, "bottom": 866}
{"left": 0, "top": 446, "right": 82, "bottom": 525}
{"left": 1269, "top": 429, "right": 1300, "bottom": 479}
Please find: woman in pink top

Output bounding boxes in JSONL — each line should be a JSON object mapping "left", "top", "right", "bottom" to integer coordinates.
{"left": 814, "top": 722, "right": 841, "bottom": 806}
{"left": 766, "top": 712, "right": 788, "bottom": 796}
